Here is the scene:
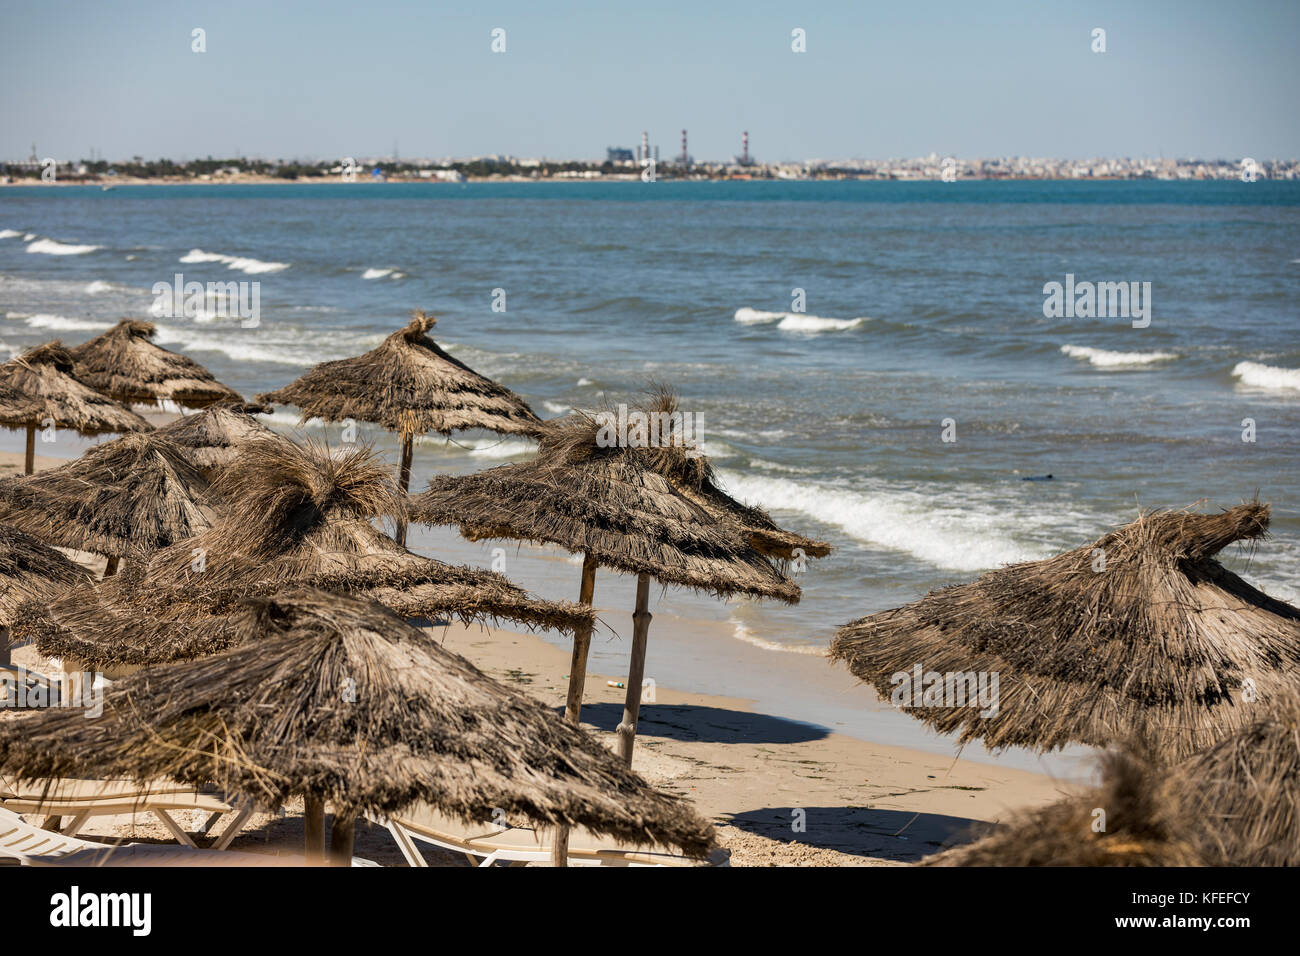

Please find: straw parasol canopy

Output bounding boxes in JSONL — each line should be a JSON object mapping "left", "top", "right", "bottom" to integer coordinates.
{"left": 151, "top": 400, "right": 290, "bottom": 478}
{"left": 1175, "top": 691, "right": 1300, "bottom": 866}
{"left": 0, "top": 523, "right": 93, "bottom": 667}
{"left": 67, "top": 319, "right": 242, "bottom": 410}
{"left": 258, "top": 311, "right": 542, "bottom": 543}
{"left": 410, "top": 395, "right": 801, "bottom": 804}
{"left": 636, "top": 388, "right": 831, "bottom": 564}
{"left": 0, "top": 341, "right": 152, "bottom": 474}
{"left": 924, "top": 746, "right": 1203, "bottom": 866}
{"left": 15, "top": 438, "right": 593, "bottom": 670}
{"left": 829, "top": 502, "right": 1300, "bottom": 759}
{"left": 0, "top": 381, "right": 44, "bottom": 430}
{"left": 0, "top": 588, "right": 717, "bottom": 863}
{"left": 0, "top": 433, "right": 212, "bottom": 567}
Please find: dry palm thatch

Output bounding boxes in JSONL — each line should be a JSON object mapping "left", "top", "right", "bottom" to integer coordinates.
{"left": 925, "top": 746, "right": 1203, "bottom": 866}
{"left": 151, "top": 400, "right": 290, "bottom": 478}
{"left": 0, "top": 523, "right": 93, "bottom": 666}
{"left": 16, "top": 438, "right": 593, "bottom": 669}
{"left": 0, "top": 433, "right": 212, "bottom": 560}
{"left": 1175, "top": 691, "right": 1300, "bottom": 866}
{"left": 258, "top": 311, "right": 542, "bottom": 543}
{"left": 0, "top": 380, "right": 44, "bottom": 429}
{"left": 0, "top": 342, "right": 152, "bottom": 474}
{"left": 410, "top": 398, "right": 800, "bottom": 798}
{"left": 635, "top": 387, "right": 831, "bottom": 563}
{"left": 830, "top": 502, "right": 1300, "bottom": 759}
{"left": 0, "top": 588, "right": 718, "bottom": 859}
{"left": 67, "top": 319, "right": 242, "bottom": 409}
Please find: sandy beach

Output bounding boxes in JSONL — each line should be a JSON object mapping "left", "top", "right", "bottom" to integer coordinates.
{"left": 1, "top": 441, "right": 1070, "bottom": 866}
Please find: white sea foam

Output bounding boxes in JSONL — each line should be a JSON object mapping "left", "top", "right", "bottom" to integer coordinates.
{"left": 24, "top": 314, "right": 114, "bottom": 332}
{"left": 1060, "top": 344, "right": 1177, "bottom": 368}
{"left": 733, "top": 307, "right": 785, "bottom": 324}
{"left": 26, "top": 238, "right": 101, "bottom": 256}
{"left": 257, "top": 410, "right": 326, "bottom": 429}
{"left": 462, "top": 437, "right": 537, "bottom": 459}
{"left": 576, "top": 377, "right": 594, "bottom": 386}
{"left": 731, "top": 619, "right": 827, "bottom": 656}
{"left": 22, "top": 233, "right": 36, "bottom": 241}
{"left": 1233, "top": 361, "right": 1300, "bottom": 392}
{"left": 361, "top": 267, "right": 394, "bottom": 280}
{"left": 734, "top": 307, "right": 867, "bottom": 332}
{"left": 0, "top": 229, "right": 22, "bottom": 239}
{"left": 715, "top": 470, "right": 1048, "bottom": 572}
{"left": 179, "top": 248, "right": 290, "bottom": 274}
{"left": 542, "top": 401, "right": 571, "bottom": 415}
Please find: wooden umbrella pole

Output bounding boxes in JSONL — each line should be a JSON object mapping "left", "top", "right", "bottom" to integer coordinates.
{"left": 24, "top": 424, "right": 35, "bottom": 475}
{"left": 0, "top": 626, "right": 9, "bottom": 669}
{"left": 563, "top": 553, "right": 599, "bottom": 723}
{"left": 616, "top": 573, "right": 653, "bottom": 767}
{"left": 103, "top": 556, "right": 120, "bottom": 577}
{"left": 329, "top": 810, "right": 356, "bottom": 866}
{"left": 395, "top": 432, "right": 414, "bottom": 546}
{"left": 304, "top": 796, "right": 326, "bottom": 865}
{"left": 553, "top": 552, "right": 599, "bottom": 867}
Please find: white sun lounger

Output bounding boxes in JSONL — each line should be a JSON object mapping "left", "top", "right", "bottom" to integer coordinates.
{"left": 0, "top": 805, "right": 303, "bottom": 866}
{"left": 379, "top": 806, "right": 730, "bottom": 867}
{"left": 0, "top": 775, "right": 255, "bottom": 849}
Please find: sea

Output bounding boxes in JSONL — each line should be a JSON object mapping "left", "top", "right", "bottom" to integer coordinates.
{"left": 2, "top": 180, "right": 1298, "bottom": 774}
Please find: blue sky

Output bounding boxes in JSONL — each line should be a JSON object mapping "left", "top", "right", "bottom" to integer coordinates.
{"left": 2, "top": 0, "right": 1297, "bottom": 162}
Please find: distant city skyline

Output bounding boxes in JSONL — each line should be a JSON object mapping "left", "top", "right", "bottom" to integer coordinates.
{"left": 3, "top": 0, "right": 1298, "bottom": 163}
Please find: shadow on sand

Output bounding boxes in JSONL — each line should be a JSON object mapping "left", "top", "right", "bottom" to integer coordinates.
{"left": 725, "top": 805, "right": 993, "bottom": 862}
{"left": 573, "top": 702, "right": 830, "bottom": 745}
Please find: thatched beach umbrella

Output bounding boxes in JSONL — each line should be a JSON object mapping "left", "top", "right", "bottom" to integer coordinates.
{"left": 0, "top": 433, "right": 212, "bottom": 575}
{"left": 924, "top": 747, "right": 1202, "bottom": 867}
{"left": 830, "top": 502, "right": 1300, "bottom": 759}
{"left": 0, "top": 588, "right": 717, "bottom": 864}
{"left": 151, "top": 400, "right": 290, "bottom": 479}
{"left": 0, "top": 524, "right": 92, "bottom": 668}
{"left": 0, "top": 342, "right": 151, "bottom": 474}
{"left": 410, "top": 403, "right": 800, "bottom": 768}
{"left": 68, "top": 319, "right": 242, "bottom": 410}
{"left": 1175, "top": 691, "right": 1300, "bottom": 866}
{"left": 0, "top": 381, "right": 44, "bottom": 437}
{"left": 637, "top": 389, "right": 831, "bottom": 565}
{"left": 15, "top": 438, "right": 593, "bottom": 670}
{"left": 258, "top": 311, "right": 542, "bottom": 544}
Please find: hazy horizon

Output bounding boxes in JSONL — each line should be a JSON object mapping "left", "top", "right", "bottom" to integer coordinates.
{"left": 2, "top": 0, "right": 1298, "bottom": 164}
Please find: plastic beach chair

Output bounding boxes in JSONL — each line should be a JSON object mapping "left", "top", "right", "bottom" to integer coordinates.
{"left": 378, "top": 805, "right": 730, "bottom": 867}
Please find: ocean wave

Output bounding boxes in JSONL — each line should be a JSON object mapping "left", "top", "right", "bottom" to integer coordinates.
{"left": 361, "top": 267, "right": 404, "bottom": 280}
{"left": 179, "top": 248, "right": 290, "bottom": 274}
{"left": 1233, "top": 361, "right": 1300, "bottom": 392}
{"left": 734, "top": 307, "right": 867, "bottom": 332}
{"left": 716, "top": 470, "right": 1048, "bottom": 572}
{"left": 150, "top": 326, "right": 315, "bottom": 366}
{"left": 576, "top": 377, "right": 594, "bottom": 387}
{"left": 460, "top": 437, "right": 537, "bottom": 459}
{"left": 1061, "top": 344, "right": 1177, "bottom": 368}
{"left": 26, "top": 238, "right": 101, "bottom": 256}
{"left": 0, "top": 230, "right": 22, "bottom": 239}
{"left": 731, "top": 619, "right": 827, "bottom": 656}
{"left": 24, "top": 314, "right": 114, "bottom": 332}
{"left": 542, "top": 401, "right": 571, "bottom": 415}
{"left": 84, "top": 280, "right": 114, "bottom": 294}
